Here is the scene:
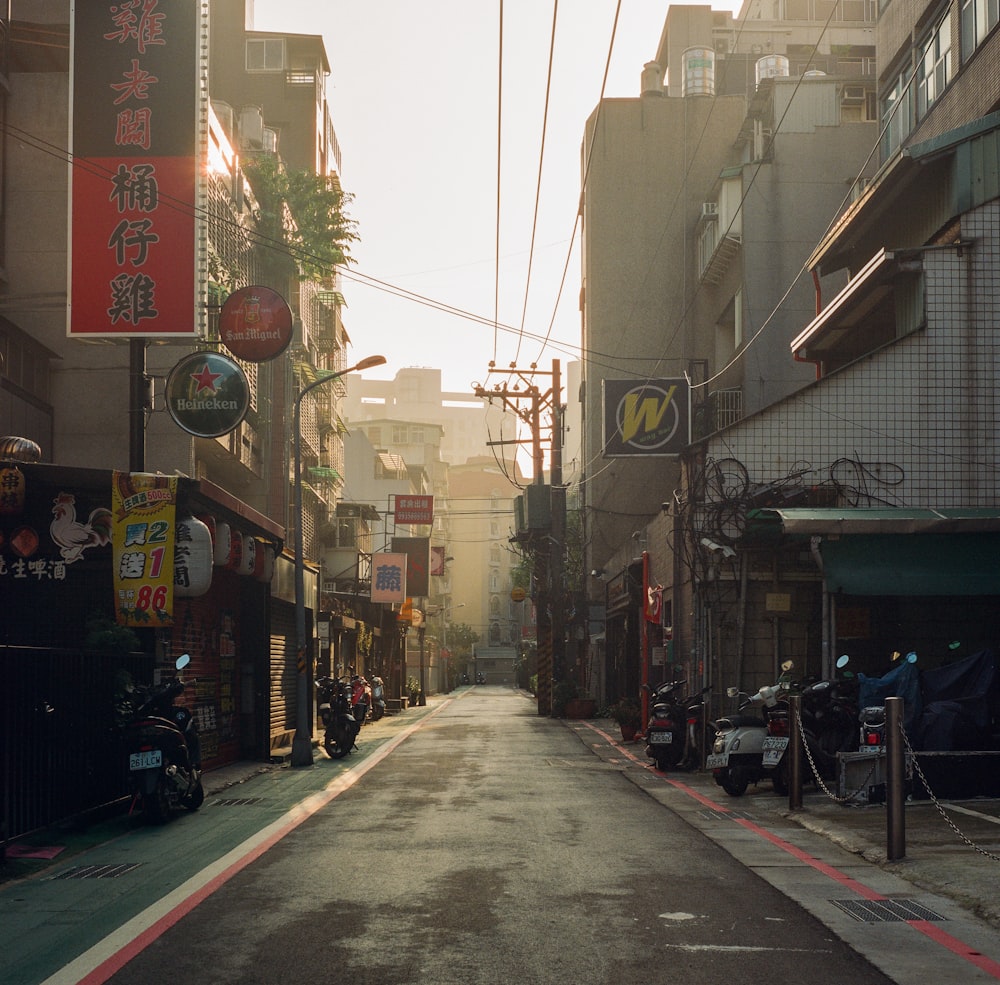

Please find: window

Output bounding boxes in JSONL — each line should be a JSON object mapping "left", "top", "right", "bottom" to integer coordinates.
{"left": 917, "top": 13, "right": 952, "bottom": 118}
{"left": 961, "top": 0, "right": 1000, "bottom": 62}
{"left": 880, "top": 63, "right": 914, "bottom": 159}
{"left": 246, "top": 38, "right": 284, "bottom": 72}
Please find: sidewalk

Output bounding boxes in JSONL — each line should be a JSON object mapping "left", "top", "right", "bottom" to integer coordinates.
{"left": 0, "top": 696, "right": 447, "bottom": 887}
{"left": 586, "top": 718, "right": 1000, "bottom": 932}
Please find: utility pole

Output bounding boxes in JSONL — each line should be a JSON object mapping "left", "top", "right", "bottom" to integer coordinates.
{"left": 475, "top": 360, "right": 565, "bottom": 716}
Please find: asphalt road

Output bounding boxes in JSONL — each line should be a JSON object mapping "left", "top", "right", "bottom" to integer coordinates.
{"left": 88, "top": 687, "right": 889, "bottom": 985}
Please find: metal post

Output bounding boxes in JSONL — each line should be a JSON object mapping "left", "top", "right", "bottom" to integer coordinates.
{"left": 886, "top": 696, "right": 906, "bottom": 860}
{"left": 128, "top": 339, "right": 147, "bottom": 472}
{"left": 291, "top": 355, "right": 386, "bottom": 767}
{"left": 418, "top": 619, "right": 426, "bottom": 705}
{"left": 788, "top": 693, "right": 803, "bottom": 810}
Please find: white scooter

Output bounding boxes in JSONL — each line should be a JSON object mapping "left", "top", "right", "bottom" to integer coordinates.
{"left": 706, "top": 680, "right": 784, "bottom": 796}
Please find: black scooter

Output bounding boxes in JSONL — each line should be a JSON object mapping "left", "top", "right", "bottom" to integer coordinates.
{"left": 316, "top": 675, "right": 360, "bottom": 759}
{"left": 119, "top": 653, "right": 204, "bottom": 824}
{"left": 644, "top": 680, "right": 711, "bottom": 771}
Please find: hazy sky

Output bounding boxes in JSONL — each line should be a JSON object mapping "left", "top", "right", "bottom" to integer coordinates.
{"left": 253, "top": 1, "right": 744, "bottom": 400}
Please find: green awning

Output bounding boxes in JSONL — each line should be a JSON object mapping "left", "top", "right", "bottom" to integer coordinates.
{"left": 820, "top": 533, "right": 1000, "bottom": 596}
{"left": 743, "top": 508, "right": 1000, "bottom": 596}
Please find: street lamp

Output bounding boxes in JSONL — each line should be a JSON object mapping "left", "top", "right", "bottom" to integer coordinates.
{"left": 291, "top": 353, "right": 387, "bottom": 767}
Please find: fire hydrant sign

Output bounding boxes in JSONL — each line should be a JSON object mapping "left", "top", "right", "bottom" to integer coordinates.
{"left": 112, "top": 472, "right": 177, "bottom": 627}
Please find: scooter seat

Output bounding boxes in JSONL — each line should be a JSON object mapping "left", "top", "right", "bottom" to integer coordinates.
{"left": 717, "top": 713, "right": 767, "bottom": 729}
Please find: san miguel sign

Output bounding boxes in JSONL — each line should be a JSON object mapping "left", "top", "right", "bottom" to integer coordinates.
{"left": 219, "top": 286, "right": 294, "bottom": 362}
{"left": 68, "top": 1, "right": 203, "bottom": 338}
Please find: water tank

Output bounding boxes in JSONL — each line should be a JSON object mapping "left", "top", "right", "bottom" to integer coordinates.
{"left": 682, "top": 47, "right": 716, "bottom": 97}
{"left": 755, "top": 54, "right": 789, "bottom": 87}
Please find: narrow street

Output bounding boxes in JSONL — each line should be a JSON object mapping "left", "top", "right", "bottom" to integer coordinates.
{"left": 4, "top": 687, "right": 897, "bottom": 985}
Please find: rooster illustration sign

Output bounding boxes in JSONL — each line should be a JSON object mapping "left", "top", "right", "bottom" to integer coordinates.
{"left": 50, "top": 492, "right": 113, "bottom": 563}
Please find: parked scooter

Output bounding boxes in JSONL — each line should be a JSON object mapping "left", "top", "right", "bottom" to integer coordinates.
{"left": 369, "top": 676, "right": 386, "bottom": 721}
{"left": 118, "top": 653, "right": 204, "bottom": 824}
{"left": 351, "top": 673, "right": 372, "bottom": 726}
{"left": 707, "top": 680, "right": 784, "bottom": 796}
{"left": 859, "top": 651, "right": 919, "bottom": 750}
{"left": 316, "top": 675, "right": 360, "bottom": 759}
{"left": 644, "top": 680, "right": 710, "bottom": 771}
{"left": 763, "top": 656, "right": 858, "bottom": 795}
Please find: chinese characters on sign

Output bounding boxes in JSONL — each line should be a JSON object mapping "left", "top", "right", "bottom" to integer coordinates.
{"left": 69, "top": 1, "right": 200, "bottom": 337}
{"left": 393, "top": 495, "right": 434, "bottom": 525}
{"left": 370, "top": 552, "right": 407, "bottom": 604}
{"left": 111, "top": 472, "right": 177, "bottom": 627}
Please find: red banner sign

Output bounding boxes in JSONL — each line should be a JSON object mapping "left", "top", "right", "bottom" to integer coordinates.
{"left": 69, "top": 1, "right": 201, "bottom": 337}
{"left": 394, "top": 495, "right": 434, "bottom": 525}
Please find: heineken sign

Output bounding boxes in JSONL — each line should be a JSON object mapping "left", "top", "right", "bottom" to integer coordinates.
{"left": 166, "top": 351, "right": 250, "bottom": 438}
{"left": 218, "top": 286, "right": 293, "bottom": 362}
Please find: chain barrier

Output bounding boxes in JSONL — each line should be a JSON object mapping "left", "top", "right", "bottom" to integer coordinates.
{"left": 793, "top": 705, "right": 876, "bottom": 804}
{"left": 790, "top": 706, "right": 1000, "bottom": 860}
{"left": 897, "top": 718, "right": 1000, "bottom": 863}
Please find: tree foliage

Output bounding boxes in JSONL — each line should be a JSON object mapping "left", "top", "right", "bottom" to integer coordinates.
{"left": 244, "top": 155, "right": 359, "bottom": 283}
{"left": 446, "top": 622, "right": 480, "bottom": 659}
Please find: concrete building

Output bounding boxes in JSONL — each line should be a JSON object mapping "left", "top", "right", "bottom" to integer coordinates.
{"left": 597, "top": 0, "right": 1000, "bottom": 709}
{"left": 342, "top": 366, "right": 509, "bottom": 468}
{"left": 578, "top": 2, "right": 880, "bottom": 702}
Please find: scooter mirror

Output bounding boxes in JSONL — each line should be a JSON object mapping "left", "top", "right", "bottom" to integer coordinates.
{"left": 176, "top": 653, "right": 191, "bottom": 672}
{"left": 906, "top": 651, "right": 918, "bottom": 663}
{"left": 726, "top": 687, "right": 738, "bottom": 698}
{"left": 780, "top": 660, "right": 794, "bottom": 673}
{"left": 836, "top": 654, "right": 850, "bottom": 669}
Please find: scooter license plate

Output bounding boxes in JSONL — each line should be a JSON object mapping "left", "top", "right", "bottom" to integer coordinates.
{"left": 649, "top": 732, "right": 673, "bottom": 744}
{"left": 130, "top": 749, "right": 162, "bottom": 771}
{"left": 705, "top": 753, "right": 729, "bottom": 769}
{"left": 761, "top": 736, "right": 788, "bottom": 767}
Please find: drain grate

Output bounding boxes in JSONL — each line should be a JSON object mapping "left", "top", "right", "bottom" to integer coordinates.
{"left": 697, "top": 809, "right": 756, "bottom": 821}
{"left": 830, "top": 898, "right": 946, "bottom": 923}
{"left": 52, "top": 862, "right": 141, "bottom": 880}
{"left": 212, "top": 797, "right": 265, "bottom": 806}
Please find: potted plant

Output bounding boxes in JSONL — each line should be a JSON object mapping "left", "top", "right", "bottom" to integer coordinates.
{"left": 406, "top": 676, "right": 421, "bottom": 708}
{"left": 607, "top": 697, "right": 643, "bottom": 741}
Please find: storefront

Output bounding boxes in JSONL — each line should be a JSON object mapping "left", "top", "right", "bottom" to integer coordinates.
{"left": 0, "top": 462, "right": 283, "bottom": 839}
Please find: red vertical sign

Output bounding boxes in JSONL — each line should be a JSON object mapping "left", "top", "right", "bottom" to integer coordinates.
{"left": 69, "top": 1, "right": 200, "bottom": 337}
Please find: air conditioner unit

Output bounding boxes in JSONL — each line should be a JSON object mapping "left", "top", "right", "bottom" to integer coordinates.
{"left": 701, "top": 202, "right": 719, "bottom": 220}
{"left": 841, "top": 85, "right": 866, "bottom": 104}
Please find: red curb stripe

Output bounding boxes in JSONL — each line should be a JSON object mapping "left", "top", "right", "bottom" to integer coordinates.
{"left": 66, "top": 700, "right": 453, "bottom": 985}
{"left": 578, "top": 719, "right": 1000, "bottom": 980}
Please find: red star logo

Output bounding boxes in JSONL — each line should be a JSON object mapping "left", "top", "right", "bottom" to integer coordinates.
{"left": 191, "top": 363, "right": 223, "bottom": 393}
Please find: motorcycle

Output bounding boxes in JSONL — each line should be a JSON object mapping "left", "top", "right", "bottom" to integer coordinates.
{"left": 118, "top": 653, "right": 204, "bottom": 824}
{"left": 316, "top": 675, "right": 360, "bottom": 759}
{"left": 707, "top": 680, "right": 784, "bottom": 796}
{"left": 351, "top": 674, "right": 372, "bottom": 726}
{"left": 859, "top": 651, "right": 919, "bottom": 750}
{"left": 763, "top": 656, "right": 858, "bottom": 795}
{"left": 644, "top": 679, "right": 710, "bottom": 771}
{"left": 369, "top": 676, "right": 386, "bottom": 721}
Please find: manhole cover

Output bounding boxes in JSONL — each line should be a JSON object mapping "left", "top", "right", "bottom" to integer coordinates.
{"left": 830, "top": 898, "right": 945, "bottom": 922}
{"left": 52, "top": 862, "right": 141, "bottom": 880}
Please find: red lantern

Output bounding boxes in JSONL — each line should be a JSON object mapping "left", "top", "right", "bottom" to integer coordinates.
{"left": 0, "top": 466, "right": 26, "bottom": 515}
{"left": 227, "top": 528, "right": 243, "bottom": 571}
